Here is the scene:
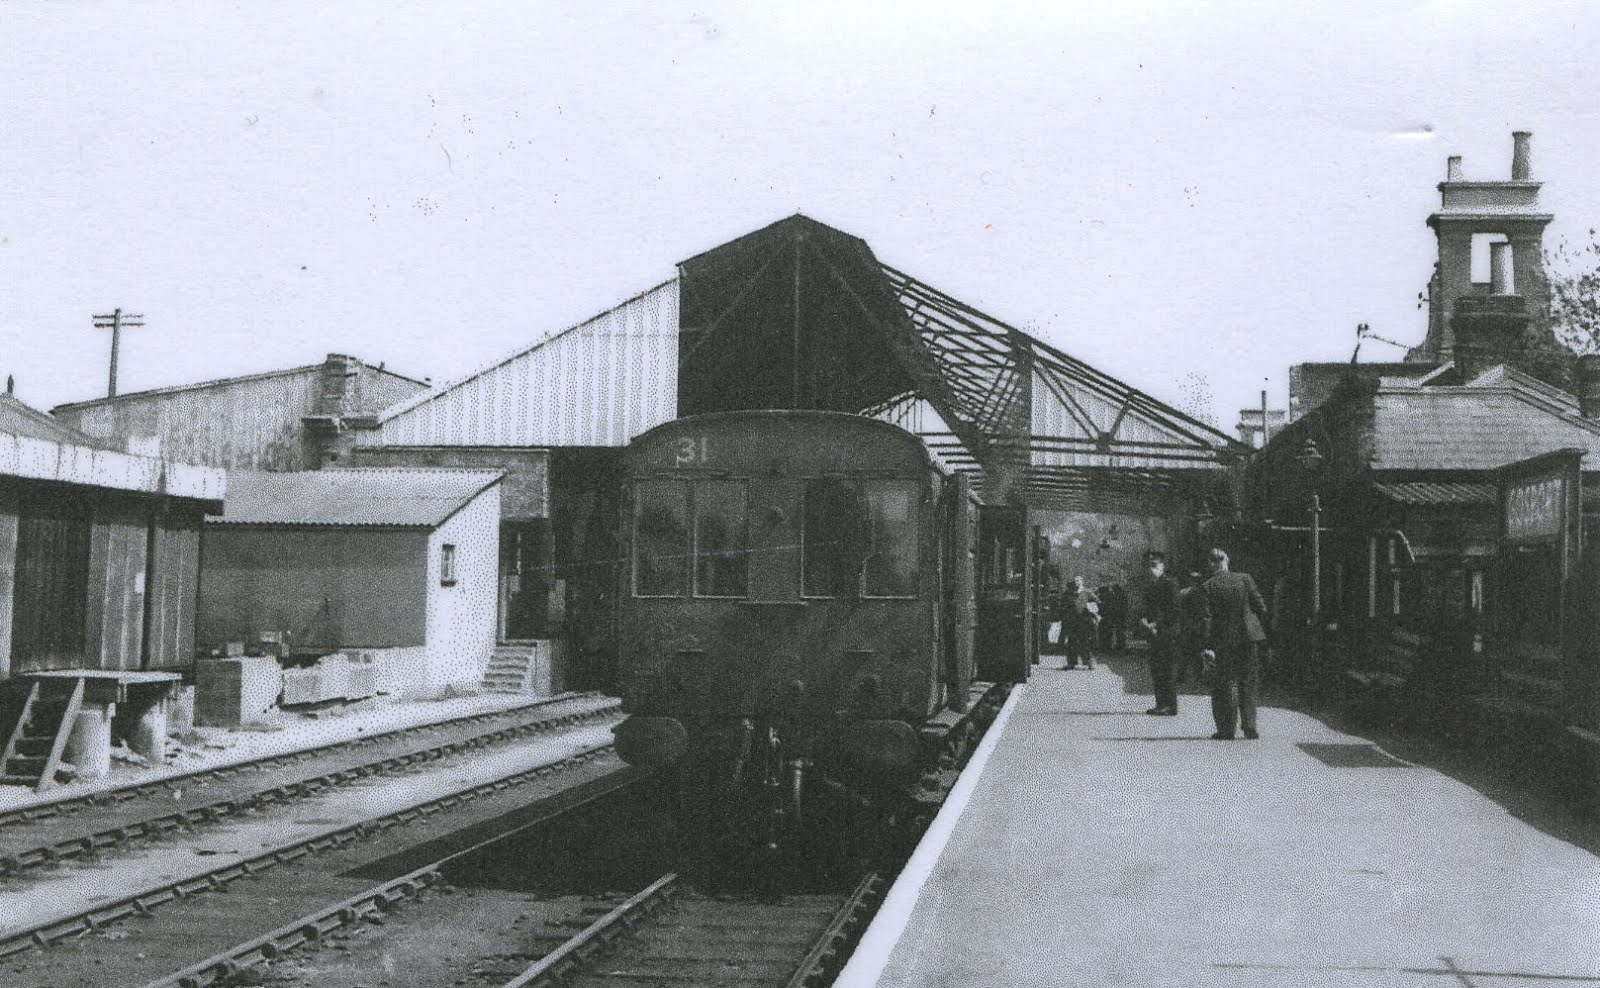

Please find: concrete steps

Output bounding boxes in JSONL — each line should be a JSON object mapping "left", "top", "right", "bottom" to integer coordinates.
{"left": 481, "top": 646, "right": 539, "bottom": 694}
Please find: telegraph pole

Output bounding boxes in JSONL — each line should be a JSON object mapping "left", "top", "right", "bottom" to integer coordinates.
{"left": 92, "top": 308, "right": 143, "bottom": 398}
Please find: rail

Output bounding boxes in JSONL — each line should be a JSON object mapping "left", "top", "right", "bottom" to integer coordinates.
{"left": 0, "top": 691, "right": 614, "bottom": 827}
{"left": 0, "top": 741, "right": 621, "bottom": 961}
{"left": 142, "top": 766, "right": 646, "bottom": 988}
{"left": 0, "top": 695, "right": 618, "bottom": 876}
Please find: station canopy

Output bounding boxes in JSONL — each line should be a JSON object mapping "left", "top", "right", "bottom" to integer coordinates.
{"left": 678, "top": 215, "right": 1245, "bottom": 513}
{"left": 374, "top": 214, "right": 1245, "bottom": 514}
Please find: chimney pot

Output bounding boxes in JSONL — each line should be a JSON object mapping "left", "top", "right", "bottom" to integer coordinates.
{"left": 1446, "top": 155, "right": 1464, "bottom": 181}
{"left": 1489, "top": 241, "right": 1515, "bottom": 295}
{"left": 1511, "top": 130, "right": 1532, "bottom": 180}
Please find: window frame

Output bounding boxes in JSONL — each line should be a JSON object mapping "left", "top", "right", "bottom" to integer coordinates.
{"left": 440, "top": 543, "right": 457, "bottom": 587}
{"left": 632, "top": 478, "right": 693, "bottom": 598}
{"left": 691, "top": 477, "right": 751, "bottom": 600}
{"left": 630, "top": 476, "right": 753, "bottom": 600}
{"left": 799, "top": 475, "right": 922, "bottom": 600}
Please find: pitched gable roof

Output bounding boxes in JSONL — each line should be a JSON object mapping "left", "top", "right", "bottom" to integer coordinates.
{"left": 211, "top": 468, "right": 502, "bottom": 527}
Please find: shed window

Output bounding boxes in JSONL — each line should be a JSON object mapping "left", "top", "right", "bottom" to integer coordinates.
{"left": 634, "top": 480, "right": 690, "bottom": 597}
{"left": 440, "top": 544, "right": 457, "bottom": 586}
{"left": 802, "top": 478, "right": 919, "bottom": 598}
{"left": 693, "top": 480, "right": 749, "bottom": 598}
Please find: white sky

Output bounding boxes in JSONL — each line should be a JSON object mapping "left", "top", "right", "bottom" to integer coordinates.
{"left": 4, "top": 1, "right": 1599, "bottom": 428}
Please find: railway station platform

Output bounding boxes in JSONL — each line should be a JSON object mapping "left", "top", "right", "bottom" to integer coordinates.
{"left": 839, "top": 658, "right": 1600, "bottom": 988}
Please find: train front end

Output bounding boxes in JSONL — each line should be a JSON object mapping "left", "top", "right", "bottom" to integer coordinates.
{"left": 612, "top": 410, "right": 954, "bottom": 851}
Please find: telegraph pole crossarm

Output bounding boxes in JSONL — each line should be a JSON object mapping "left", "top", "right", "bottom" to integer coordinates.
{"left": 92, "top": 308, "right": 144, "bottom": 398}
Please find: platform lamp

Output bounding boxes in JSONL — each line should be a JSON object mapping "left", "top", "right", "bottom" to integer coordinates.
{"left": 1295, "top": 437, "right": 1325, "bottom": 620}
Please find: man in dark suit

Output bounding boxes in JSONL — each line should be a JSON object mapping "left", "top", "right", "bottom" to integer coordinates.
{"left": 1199, "top": 547, "right": 1268, "bottom": 740}
{"left": 1138, "top": 552, "right": 1181, "bottom": 715}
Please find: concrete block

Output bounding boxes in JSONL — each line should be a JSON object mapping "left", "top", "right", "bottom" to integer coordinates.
{"left": 280, "top": 667, "right": 324, "bottom": 706}
{"left": 195, "top": 657, "right": 282, "bottom": 727}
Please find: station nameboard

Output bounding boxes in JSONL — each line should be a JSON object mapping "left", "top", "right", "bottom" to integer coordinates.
{"left": 1497, "top": 448, "right": 1584, "bottom": 570}
{"left": 1504, "top": 473, "right": 1566, "bottom": 542}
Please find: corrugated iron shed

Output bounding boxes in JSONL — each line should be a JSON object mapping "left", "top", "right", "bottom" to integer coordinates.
{"left": 211, "top": 468, "right": 502, "bottom": 528}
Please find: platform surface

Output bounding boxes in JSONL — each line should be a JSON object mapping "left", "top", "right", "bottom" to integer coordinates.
{"left": 847, "top": 661, "right": 1600, "bottom": 988}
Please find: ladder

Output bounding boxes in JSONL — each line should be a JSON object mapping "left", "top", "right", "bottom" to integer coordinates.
{"left": 0, "top": 677, "right": 86, "bottom": 791}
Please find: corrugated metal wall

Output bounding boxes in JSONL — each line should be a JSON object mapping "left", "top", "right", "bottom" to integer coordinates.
{"left": 57, "top": 370, "right": 324, "bottom": 471}
{"left": 374, "top": 280, "right": 680, "bottom": 448}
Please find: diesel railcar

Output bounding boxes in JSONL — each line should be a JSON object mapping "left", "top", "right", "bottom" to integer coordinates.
{"left": 610, "top": 410, "right": 993, "bottom": 852}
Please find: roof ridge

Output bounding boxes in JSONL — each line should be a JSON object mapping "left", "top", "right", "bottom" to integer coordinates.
{"left": 52, "top": 355, "right": 424, "bottom": 412}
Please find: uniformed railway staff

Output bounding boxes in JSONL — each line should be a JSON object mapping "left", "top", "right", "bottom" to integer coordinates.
{"left": 1138, "top": 552, "right": 1181, "bottom": 716}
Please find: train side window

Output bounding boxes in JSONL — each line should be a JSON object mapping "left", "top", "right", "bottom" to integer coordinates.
{"left": 863, "top": 480, "right": 919, "bottom": 597}
{"left": 803, "top": 478, "right": 870, "bottom": 597}
{"left": 694, "top": 479, "right": 749, "bottom": 598}
{"left": 634, "top": 480, "right": 690, "bottom": 597}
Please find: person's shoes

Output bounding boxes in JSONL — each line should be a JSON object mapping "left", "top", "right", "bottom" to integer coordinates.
{"left": 1160, "top": 708, "right": 1179, "bottom": 716}
{"left": 1210, "top": 732, "right": 1236, "bottom": 740}
{"left": 1146, "top": 707, "right": 1164, "bottom": 715}
{"left": 1085, "top": 661, "right": 1096, "bottom": 669}
{"left": 1243, "top": 729, "right": 1259, "bottom": 739}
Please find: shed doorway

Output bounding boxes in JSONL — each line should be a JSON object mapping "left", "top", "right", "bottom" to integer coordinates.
{"left": 498, "top": 520, "right": 551, "bottom": 642}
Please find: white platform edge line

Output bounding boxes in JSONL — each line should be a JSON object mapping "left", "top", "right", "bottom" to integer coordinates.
{"left": 833, "top": 682, "right": 1027, "bottom": 988}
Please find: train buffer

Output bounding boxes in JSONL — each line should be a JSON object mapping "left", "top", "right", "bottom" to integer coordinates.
{"left": 836, "top": 660, "right": 1600, "bottom": 987}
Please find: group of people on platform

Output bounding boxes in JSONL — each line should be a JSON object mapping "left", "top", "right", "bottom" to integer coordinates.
{"left": 1052, "top": 546, "right": 1268, "bottom": 741}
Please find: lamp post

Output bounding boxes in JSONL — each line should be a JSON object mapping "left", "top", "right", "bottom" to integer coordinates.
{"left": 1295, "top": 438, "right": 1325, "bottom": 622}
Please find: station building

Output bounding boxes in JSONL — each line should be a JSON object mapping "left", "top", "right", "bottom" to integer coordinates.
{"left": 1252, "top": 131, "right": 1600, "bottom": 772}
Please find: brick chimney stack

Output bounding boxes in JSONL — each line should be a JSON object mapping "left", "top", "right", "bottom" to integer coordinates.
{"left": 316, "top": 354, "right": 360, "bottom": 417}
{"left": 1451, "top": 242, "right": 1529, "bottom": 383}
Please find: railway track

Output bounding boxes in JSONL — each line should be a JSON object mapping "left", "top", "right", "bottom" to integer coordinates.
{"left": 504, "top": 871, "right": 883, "bottom": 988}
{"left": 0, "top": 692, "right": 618, "bottom": 877}
{"left": 0, "top": 726, "right": 633, "bottom": 985}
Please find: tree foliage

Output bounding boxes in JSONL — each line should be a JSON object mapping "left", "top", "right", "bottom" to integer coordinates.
{"left": 1547, "top": 232, "right": 1600, "bottom": 356}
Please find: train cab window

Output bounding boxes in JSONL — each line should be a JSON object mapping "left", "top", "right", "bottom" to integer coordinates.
{"left": 862, "top": 480, "right": 918, "bottom": 597}
{"left": 802, "top": 478, "right": 919, "bottom": 598}
{"left": 634, "top": 480, "right": 690, "bottom": 596}
{"left": 803, "top": 478, "right": 867, "bottom": 597}
{"left": 694, "top": 480, "right": 749, "bottom": 598}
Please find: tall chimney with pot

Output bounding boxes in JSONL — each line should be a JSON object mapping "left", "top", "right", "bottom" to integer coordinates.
{"left": 1511, "top": 131, "right": 1532, "bottom": 180}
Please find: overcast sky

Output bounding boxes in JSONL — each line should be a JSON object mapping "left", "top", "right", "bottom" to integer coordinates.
{"left": 4, "top": 1, "right": 1599, "bottom": 428}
